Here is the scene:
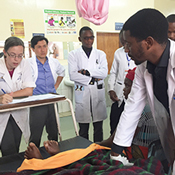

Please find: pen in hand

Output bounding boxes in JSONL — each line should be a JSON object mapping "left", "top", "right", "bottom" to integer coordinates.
{"left": 0, "top": 90, "right": 13, "bottom": 104}
{"left": 1, "top": 89, "right": 6, "bottom": 94}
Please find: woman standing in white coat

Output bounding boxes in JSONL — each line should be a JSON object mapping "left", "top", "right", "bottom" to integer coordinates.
{"left": 68, "top": 26, "right": 108, "bottom": 142}
{"left": 0, "top": 37, "right": 35, "bottom": 156}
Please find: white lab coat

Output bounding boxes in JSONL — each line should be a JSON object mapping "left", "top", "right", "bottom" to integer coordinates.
{"left": 68, "top": 47, "right": 108, "bottom": 123}
{"left": 113, "top": 40, "right": 175, "bottom": 167}
{"left": 27, "top": 56, "right": 65, "bottom": 83}
{"left": 108, "top": 47, "right": 136, "bottom": 106}
{"left": 0, "top": 57, "right": 35, "bottom": 143}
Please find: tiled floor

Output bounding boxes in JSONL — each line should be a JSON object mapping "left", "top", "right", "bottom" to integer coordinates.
{"left": 19, "top": 107, "right": 111, "bottom": 153}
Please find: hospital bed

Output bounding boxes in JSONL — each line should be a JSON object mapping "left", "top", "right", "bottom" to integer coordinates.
{"left": 0, "top": 138, "right": 167, "bottom": 175}
{"left": 0, "top": 136, "right": 92, "bottom": 173}
{"left": 0, "top": 94, "right": 168, "bottom": 174}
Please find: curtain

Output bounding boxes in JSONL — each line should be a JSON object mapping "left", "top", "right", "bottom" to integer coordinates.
{"left": 75, "top": 0, "right": 109, "bottom": 25}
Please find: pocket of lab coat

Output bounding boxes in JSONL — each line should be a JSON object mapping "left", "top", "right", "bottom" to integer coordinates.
{"left": 0, "top": 77, "right": 7, "bottom": 95}
{"left": 15, "top": 78, "right": 23, "bottom": 90}
{"left": 0, "top": 78, "right": 5, "bottom": 83}
{"left": 114, "top": 82, "right": 124, "bottom": 99}
{"left": 0, "top": 74, "right": 5, "bottom": 82}
{"left": 75, "top": 90, "right": 84, "bottom": 104}
{"left": 98, "top": 88, "right": 105, "bottom": 102}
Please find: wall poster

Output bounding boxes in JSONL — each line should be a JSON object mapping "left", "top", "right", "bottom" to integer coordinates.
{"left": 10, "top": 19, "right": 25, "bottom": 38}
{"left": 44, "top": 9, "right": 77, "bottom": 35}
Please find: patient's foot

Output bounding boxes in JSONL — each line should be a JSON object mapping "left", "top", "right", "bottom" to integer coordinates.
{"left": 24, "top": 142, "right": 43, "bottom": 159}
{"left": 44, "top": 140, "right": 60, "bottom": 156}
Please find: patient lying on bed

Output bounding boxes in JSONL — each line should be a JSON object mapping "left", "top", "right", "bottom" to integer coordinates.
{"left": 25, "top": 141, "right": 60, "bottom": 159}
{"left": 19, "top": 140, "right": 165, "bottom": 175}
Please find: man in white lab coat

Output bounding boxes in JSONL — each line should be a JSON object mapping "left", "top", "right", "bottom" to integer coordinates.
{"left": 68, "top": 26, "right": 108, "bottom": 142}
{"left": 108, "top": 30, "right": 136, "bottom": 135}
{"left": 0, "top": 37, "right": 35, "bottom": 156}
{"left": 28, "top": 36, "right": 65, "bottom": 147}
{"left": 110, "top": 8, "right": 175, "bottom": 173}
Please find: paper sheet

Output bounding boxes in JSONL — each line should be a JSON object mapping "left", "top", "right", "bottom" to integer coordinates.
{"left": 10, "top": 94, "right": 65, "bottom": 104}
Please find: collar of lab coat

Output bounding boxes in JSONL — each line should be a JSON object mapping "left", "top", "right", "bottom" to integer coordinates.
{"left": 29, "top": 55, "right": 57, "bottom": 82}
{"left": 143, "top": 39, "right": 175, "bottom": 115}
{"left": 167, "top": 39, "right": 175, "bottom": 105}
{"left": 80, "top": 46, "right": 94, "bottom": 59}
{"left": 169, "top": 39, "right": 175, "bottom": 68}
{"left": 0, "top": 57, "right": 23, "bottom": 91}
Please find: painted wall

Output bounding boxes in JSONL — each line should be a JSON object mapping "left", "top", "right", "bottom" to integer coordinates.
{"left": 0, "top": 0, "right": 164, "bottom": 42}
{"left": 0, "top": 0, "right": 175, "bottom": 113}
{"left": 91, "top": 0, "right": 154, "bottom": 33}
{"left": 154, "top": 0, "right": 175, "bottom": 16}
{"left": 0, "top": 0, "right": 81, "bottom": 42}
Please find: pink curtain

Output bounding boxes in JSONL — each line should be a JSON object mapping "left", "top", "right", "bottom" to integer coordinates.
{"left": 75, "top": 0, "right": 109, "bottom": 25}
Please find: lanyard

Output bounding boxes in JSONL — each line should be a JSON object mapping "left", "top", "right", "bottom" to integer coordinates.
{"left": 126, "top": 53, "right": 131, "bottom": 68}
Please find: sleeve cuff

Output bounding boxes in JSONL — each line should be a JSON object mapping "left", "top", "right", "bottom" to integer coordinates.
{"left": 23, "top": 82, "right": 36, "bottom": 89}
{"left": 111, "top": 143, "right": 125, "bottom": 154}
{"left": 89, "top": 77, "right": 95, "bottom": 85}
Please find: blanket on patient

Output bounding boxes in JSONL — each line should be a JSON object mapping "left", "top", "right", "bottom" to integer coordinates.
{"left": 1, "top": 143, "right": 165, "bottom": 175}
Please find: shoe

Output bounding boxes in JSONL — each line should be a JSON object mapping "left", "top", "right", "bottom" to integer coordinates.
{"left": 110, "top": 154, "right": 134, "bottom": 166}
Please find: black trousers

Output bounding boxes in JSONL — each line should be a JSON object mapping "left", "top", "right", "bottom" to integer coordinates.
{"left": 1, "top": 115, "right": 22, "bottom": 156}
{"left": 29, "top": 104, "right": 58, "bottom": 147}
{"left": 110, "top": 101, "right": 125, "bottom": 135}
{"left": 79, "top": 121, "right": 103, "bottom": 142}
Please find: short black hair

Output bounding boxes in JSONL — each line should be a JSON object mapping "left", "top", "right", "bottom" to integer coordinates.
{"left": 4, "top": 36, "right": 24, "bottom": 52}
{"left": 167, "top": 14, "right": 175, "bottom": 23}
{"left": 79, "top": 26, "right": 93, "bottom": 37}
{"left": 123, "top": 8, "right": 168, "bottom": 44}
{"left": 31, "top": 36, "right": 48, "bottom": 48}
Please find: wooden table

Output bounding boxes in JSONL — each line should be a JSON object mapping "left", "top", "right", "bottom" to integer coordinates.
{"left": 0, "top": 94, "right": 79, "bottom": 141}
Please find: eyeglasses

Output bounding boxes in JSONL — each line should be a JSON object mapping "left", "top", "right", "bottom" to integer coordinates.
{"left": 7, "top": 52, "right": 24, "bottom": 59}
{"left": 83, "top": 36, "right": 95, "bottom": 41}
